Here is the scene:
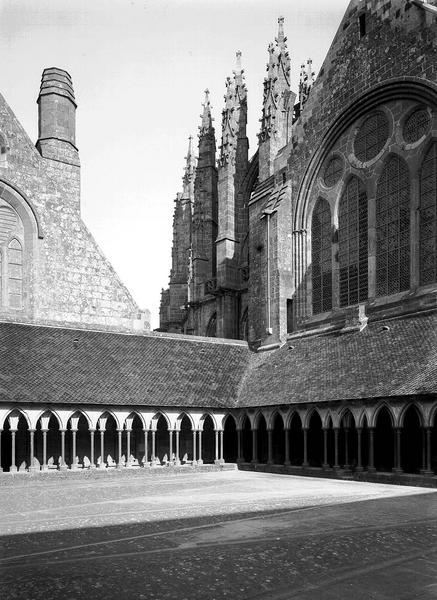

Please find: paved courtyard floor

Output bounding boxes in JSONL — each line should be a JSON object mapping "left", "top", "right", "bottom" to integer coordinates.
{"left": 0, "top": 469, "right": 436, "bottom": 599}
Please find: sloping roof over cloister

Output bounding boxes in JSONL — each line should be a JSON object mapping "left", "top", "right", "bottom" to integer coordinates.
{"left": 237, "top": 310, "right": 437, "bottom": 407}
{"left": 0, "top": 322, "right": 250, "bottom": 408}
{"left": 0, "top": 310, "right": 436, "bottom": 411}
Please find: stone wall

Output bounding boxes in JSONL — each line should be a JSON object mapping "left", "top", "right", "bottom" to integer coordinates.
{"left": 0, "top": 74, "right": 149, "bottom": 333}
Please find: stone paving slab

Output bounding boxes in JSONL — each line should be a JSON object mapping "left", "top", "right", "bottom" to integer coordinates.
{"left": 0, "top": 470, "right": 436, "bottom": 599}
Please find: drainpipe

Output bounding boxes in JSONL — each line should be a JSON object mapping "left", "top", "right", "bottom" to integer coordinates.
{"left": 266, "top": 212, "right": 272, "bottom": 335}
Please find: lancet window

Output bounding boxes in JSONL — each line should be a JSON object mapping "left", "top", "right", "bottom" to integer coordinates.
{"left": 312, "top": 198, "right": 332, "bottom": 314}
{"left": 419, "top": 142, "right": 437, "bottom": 285}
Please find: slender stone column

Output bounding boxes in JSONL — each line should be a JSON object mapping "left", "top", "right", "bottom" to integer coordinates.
{"left": 284, "top": 429, "right": 290, "bottom": 466}
{"left": 344, "top": 428, "right": 350, "bottom": 468}
{"left": 393, "top": 427, "right": 403, "bottom": 473}
{"left": 251, "top": 429, "right": 258, "bottom": 464}
{"left": 144, "top": 430, "right": 149, "bottom": 464}
{"left": 71, "top": 429, "right": 77, "bottom": 470}
{"left": 0, "top": 430, "right": 2, "bottom": 472}
{"left": 267, "top": 429, "right": 273, "bottom": 464}
{"left": 237, "top": 428, "right": 243, "bottom": 462}
{"left": 322, "top": 428, "right": 329, "bottom": 469}
{"left": 368, "top": 427, "right": 376, "bottom": 472}
{"left": 151, "top": 430, "right": 156, "bottom": 461}
{"left": 333, "top": 428, "right": 339, "bottom": 469}
{"left": 356, "top": 428, "right": 363, "bottom": 471}
{"left": 302, "top": 428, "right": 309, "bottom": 467}
{"left": 215, "top": 430, "right": 219, "bottom": 462}
{"left": 198, "top": 430, "right": 203, "bottom": 465}
{"left": 89, "top": 430, "right": 95, "bottom": 468}
{"left": 126, "top": 429, "right": 131, "bottom": 465}
{"left": 175, "top": 431, "right": 180, "bottom": 465}
{"left": 219, "top": 430, "right": 224, "bottom": 463}
{"left": 10, "top": 430, "right": 17, "bottom": 472}
{"left": 42, "top": 430, "right": 48, "bottom": 471}
{"left": 60, "top": 429, "right": 67, "bottom": 470}
{"left": 169, "top": 430, "right": 173, "bottom": 463}
{"left": 425, "top": 427, "right": 433, "bottom": 475}
{"left": 99, "top": 429, "right": 105, "bottom": 468}
{"left": 192, "top": 430, "right": 197, "bottom": 464}
{"left": 117, "top": 429, "right": 123, "bottom": 468}
{"left": 29, "top": 429, "right": 36, "bottom": 471}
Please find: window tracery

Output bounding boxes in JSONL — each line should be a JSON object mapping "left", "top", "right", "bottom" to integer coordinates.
{"left": 419, "top": 142, "right": 437, "bottom": 285}
{"left": 338, "top": 177, "right": 368, "bottom": 307}
{"left": 375, "top": 155, "right": 410, "bottom": 297}
{"left": 404, "top": 109, "right": 431, "bottom": 144}
{"left": 354, "top": 111, "right": 389, "bottom": 162}
{"left": 311, "top": 198, "right": 332, "bottom": 314}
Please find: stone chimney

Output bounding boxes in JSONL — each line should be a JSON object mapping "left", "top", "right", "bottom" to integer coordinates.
{"left": 36, "top": 67, "right": 80, "bottom": 167}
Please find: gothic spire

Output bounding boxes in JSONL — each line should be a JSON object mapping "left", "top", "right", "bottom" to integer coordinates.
{"left": 200, "top": 89, "right": 213, "bottom": 134}
{"left": 182, "top": 135, "right": 196, "bottom": 199}
{"left": 259, "top": 17, "right": 291, "bottom": 143}
{"left": 219, "top": 51, "right": 247, "bottom": 166}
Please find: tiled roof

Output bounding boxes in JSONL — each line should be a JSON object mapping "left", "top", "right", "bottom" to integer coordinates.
{"left": 0, "top": 323, "right": 251, "bottom": 409}
{"left": 1, "top": 311, "right": 436, "bottom": 410}
{"left": 237, "top": 311, "right": 437, "bottom": 407}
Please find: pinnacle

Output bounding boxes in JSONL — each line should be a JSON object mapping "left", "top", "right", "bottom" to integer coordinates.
{"left": 200, "top": 89, "right": 213, "bottom": 134}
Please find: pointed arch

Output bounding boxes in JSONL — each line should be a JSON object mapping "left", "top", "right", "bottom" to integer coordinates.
{"left": 419, "top": 141, "right": 437, "bottom": 285}
{"left": 398, "top": 402, "right": 424, "bottom": 428}
{"left": 311, "top": 197, "right": 332, "bottom": 314}
{"left": 338, "top": 176, "right": 368, "bottom": 306}
{"left": 375, "top": 154, "right": 410, "bottom": 297}
{"left": 371, "top": 402, "right": 395, "bottom": 428}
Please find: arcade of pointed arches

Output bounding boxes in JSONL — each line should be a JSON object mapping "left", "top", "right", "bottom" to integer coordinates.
{"left": 1, "top": 399, "right": 436, "bottom": 477}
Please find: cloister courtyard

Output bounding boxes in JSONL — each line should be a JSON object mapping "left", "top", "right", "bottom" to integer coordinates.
{"left": 0, "top": 468, "right": 436, "bottom": 599}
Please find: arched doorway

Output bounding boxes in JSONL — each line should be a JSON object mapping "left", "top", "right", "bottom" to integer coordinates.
{"left": 155, "top": 414, "right": 169, "bottom": 462}
{"left": 223, "top": 414, "right": 238, "bottom": 462}
{"left": 272, "top": 413, "right": 285, "bottom": 464}
{"left": 307, "top": 411, "right": 323, "bottom": 467}
{"left": 201, "top": 415, "right": 215, "bottom": 463}
{"left": 129, "top": 414, "right": 144, "bottom": 463}
{"left": 289, "top": 413, "right": 303, "bottom": 466}
{"left": 374, "top": 407, "right": 394, "bottom": 472}
{"left": 339, "top": 410, "right": 357, "bottom": 469}
{"left": 242, "top": 416, "right": 252, "bottom": 463}
{"left": 256, "top": 414, "right": 268, "bottom": 464}
{"left": 401, "top": 405, "right": 422, "bottom": 474}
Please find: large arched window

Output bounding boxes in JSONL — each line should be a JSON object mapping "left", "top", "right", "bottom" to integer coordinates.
{"left": 419, "top": 142, "right": 437, "bottom": 285}
{"left": 375, "top": 155, "right": 410, "bottom": 297}
{"left": 312, "top": 198, "right": 332, "bottom": 314}
{"left": 338, "top": 177, "right": 368, "bottom": 306}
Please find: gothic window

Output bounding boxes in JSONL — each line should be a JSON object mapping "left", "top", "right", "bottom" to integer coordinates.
{"left": 404, "top": 109, "right": 431, "bottom": 144}
{"left": 375, "top": 155, "right": 410, "bottom": 297}
{"left": 338, "top": 177, "right": 368, "bottom": 307}
{"left": 8, "top": 239, "right": 23, "bottom": 309}
{"left": 0, "top": 202, "right": 25, "bottom": 310}
{"left": 419, "top": 142, "right": 437, "bottom": 285}
{"left": 312, "top": 198, "right": 332, "bottom": 314}
{"left": 354, "top": 112, "right": 389, "bottom": 162}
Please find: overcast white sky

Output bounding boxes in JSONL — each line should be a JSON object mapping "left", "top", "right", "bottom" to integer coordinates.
{"left": 0, "top": 0, "right": 349, "bottom": 328}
